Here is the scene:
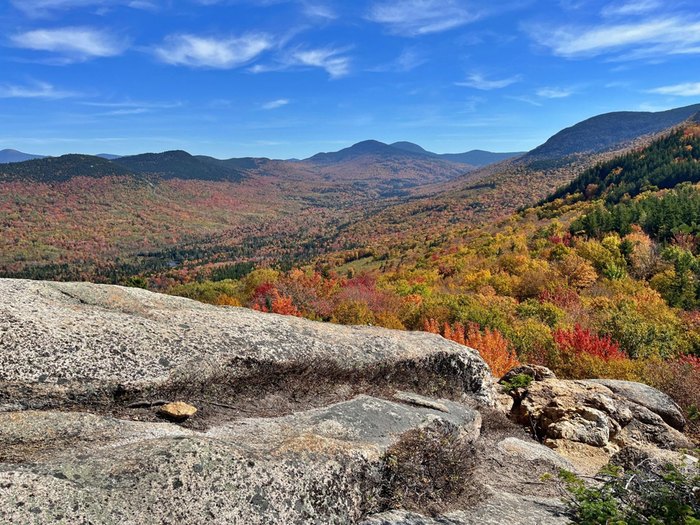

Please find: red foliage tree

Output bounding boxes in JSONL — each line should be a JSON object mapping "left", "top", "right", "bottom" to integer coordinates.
{"left": 553, "top": 324, "right": 624, "bottom": 361}
{"left": 250, "top": 283, "right": 301, "bottom": 316}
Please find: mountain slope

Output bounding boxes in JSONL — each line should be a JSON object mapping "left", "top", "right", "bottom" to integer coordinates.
{"left": 545, "top": 123, "right": 700, "bottom": 205}
{"left": 0, "top": 154, "right": 132, "bottom": 182}
{"left": 389, "top": 142, "right": 524, "bottom": 166}
{"left": 440, "top": 150, "right": 525, "bottom": 166}
{"left": 0, "top": 149, "right": 44, "bottom": 163}
{"left": 114, "top": 150, "right": 249, "bottom": 181}
{"left": 527, "top": 103, "right": 700, "bottom": 160}
{"left": 167, "top": 126, "right": 700, "bottom": 444}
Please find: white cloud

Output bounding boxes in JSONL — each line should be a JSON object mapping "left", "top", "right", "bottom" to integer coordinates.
{"left": 302, "top": 1, "right": 336, "bottom": 19}
{"left": 601, "top": 0, "right": 662, "bottom": 17}
{"left": 262, "top": 98, "right": 290, "bottom": 109}
{"left": 367, "top": 0, "right": 481, "bottom": 36}
{"left": 154, "top": 33, "right": 274, "bottom": 68}
{"left": 649, "top": 82, "right": 700, "bottom": 96}
{"left": 0, "top": 81, "right": 78, "bottom": 99}
{"left": 370, "top": 48, "right": 426, "bottom": 72}
{"left": 81, "top": 100, "right": 181, "bottom": 108}
{"left": 11, "top": 27, "right": 126, "bottom": 61}
{"left": 536, "top": 87, "right": 574, "bottom": 98}
{"left": 456, "top": 73, "right": 521, "bottom": 90}
{"left": 530, "top": 17, "right": 700, "bottom": 59}
{"left": 291, "top": 48, "right": 350, "bottom": 78}
{"left": 252, "top": 46, "right": 351, "bottom": 78}
{"left": 11, "top": 0, "right": 156, "bottom": 17}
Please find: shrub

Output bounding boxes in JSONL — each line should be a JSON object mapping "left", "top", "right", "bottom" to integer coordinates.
{"left": 500, "top": 373, "right": 533, "bottom": 392}
{"left": 381, "top": 421, "right": 477, "bottom": 515}
{"left": 560, "top": 465, "right": 700, "bottom": 525}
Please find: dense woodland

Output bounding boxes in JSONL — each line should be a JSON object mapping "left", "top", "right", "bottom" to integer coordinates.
{"left": 165, "top": 125, "right": 700, "bottom": 435}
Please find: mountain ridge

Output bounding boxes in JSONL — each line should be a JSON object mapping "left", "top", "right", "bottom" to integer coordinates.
{"left": 527, "top": 103, "right": 700, "bottom": 160}
{"left": 390, "top": 142, "right": 525, "bottom": 166}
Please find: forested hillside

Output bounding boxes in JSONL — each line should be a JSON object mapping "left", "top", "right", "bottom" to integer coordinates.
{"left": 167, "top": 124, "right": 700, "bottom": 435}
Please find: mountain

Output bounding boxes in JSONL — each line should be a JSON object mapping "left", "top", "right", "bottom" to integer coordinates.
{"left": 439, "top": 150, "right": 525, "bottom": 166}
{"left": 390, "top": 142, "right": 524, "bottom": 167}
{"left": 306, "top": 140, "right": 430, "bottom": 164}
{"left": 3, "top": 104, "right": 700, "bottom": 284}
{"left": 389, "top": 141, "right": 434, "bottom": 156}
{"left": 544, "top": 123, "right": 700, "bottom": 206}
{"left": 113, "top": 150, "right": 249, "bottom": 182}
{"left": 324, "top": 107, "right": 700, "bottom": 257}
{"left": 0, "top": 154, "right": 131, "bottom": 182}
{"left": 527, "top": 103, "right": 700, "bottom": 160}
{"left": 0, "top": 149, "right": 44, "bottom": 163}
{"left": 96, "top": 153, "right": 122, "bottom": 160}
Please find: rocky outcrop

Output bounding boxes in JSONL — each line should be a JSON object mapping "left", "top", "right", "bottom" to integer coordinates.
{"left": 587, "top": 379, "right": 685, "bottom": 430}
{"left": 502, "top": 367, "right": 694, "bottom": 475}
{"left": 0, "top": 279, "right": 493, "bottom": 416}
{"left": 0, "top": 396, "right": 482, "bottom": 524}
{"left": 0, "top": 280, "right": 500, "bottom": 523}
{"left": 0, "top": 280, "right": 696, "bottom": 523}
{"left": 361, "top": 492, "right": 570, "bottom": 525}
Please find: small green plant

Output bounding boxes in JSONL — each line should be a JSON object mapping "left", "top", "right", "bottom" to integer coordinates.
{"left": 559, "top": 464, "right": 700, "bottom": 525}
{"left": 500, "top": 373, "right": 533, "bottom": 392}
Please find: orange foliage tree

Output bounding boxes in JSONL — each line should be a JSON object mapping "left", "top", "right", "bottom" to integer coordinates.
{"left": 424, "top": 319, "right": 519, "bottom": 377}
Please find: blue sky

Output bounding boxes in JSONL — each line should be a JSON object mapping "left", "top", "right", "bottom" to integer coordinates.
{"left": 1, "top": 0, "right": 699, "bottom": 159}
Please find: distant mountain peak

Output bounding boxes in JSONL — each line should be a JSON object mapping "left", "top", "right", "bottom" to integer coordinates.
{"left": 0, "top": 149, "right": 45, "bottom": 164}
{"left": 305, "top": 140, "right": 426, "bottom": 164}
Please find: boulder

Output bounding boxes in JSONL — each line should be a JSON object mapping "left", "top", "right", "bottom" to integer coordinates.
{"left": 505, "top": 374, "right": 693, "bottom": 474}
{"left": 0, "top": 279, "right": 493, "bottom": 414}
{"left": 496, "top": 437, "right": 574, "bottom": 471}
{"left": 586, "top": 379, "right": 685, "bottom": 431}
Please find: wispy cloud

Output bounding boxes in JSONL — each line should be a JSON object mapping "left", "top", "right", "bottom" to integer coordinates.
{"left": 648, "top": 82, "right": 700, "bottom": 96}
{"left": 367, "top": 0, "right": 481, "bottom": 36}
{"left": 11, "top": 0, "right": 156, "bottom": 17}
{"left": 301, "top": 1, "right": 337, "bottom": 19}
{"left": 10, "top": 26, "right": 127, "bottom": 62}
{"left": 81, "top": 100, "right": 182, "bottom": 109}
{"left": 369, "top": 48, "right": 426, "bottom": 73}
{"left": 456, "top": 73, "right": 521, "bottom": 90}
{"left": 530, "top": 17, "right": 700, "bottom": 60}
{"left": 153, "top": 33, "right": 274, "bottom": 68}
{"left": 536, "top": 86, "right": 575, "bottom": 98}
{"left": 251, "top": 46, "right": 351, "bottom": 78}
{"left": 262, "top": 98, "right": 290, "bottom": 109}
{"left": 0, "top": 81, "right": 78, "bottom": 99}
{"left": 601, "top": 0, "right": 662, "bottom": 17}
{"left": 291, "top": 47, "right": 350, "bottom": 77}
{"left": 506, "top": 95, "right": 543, "bottom": 107}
